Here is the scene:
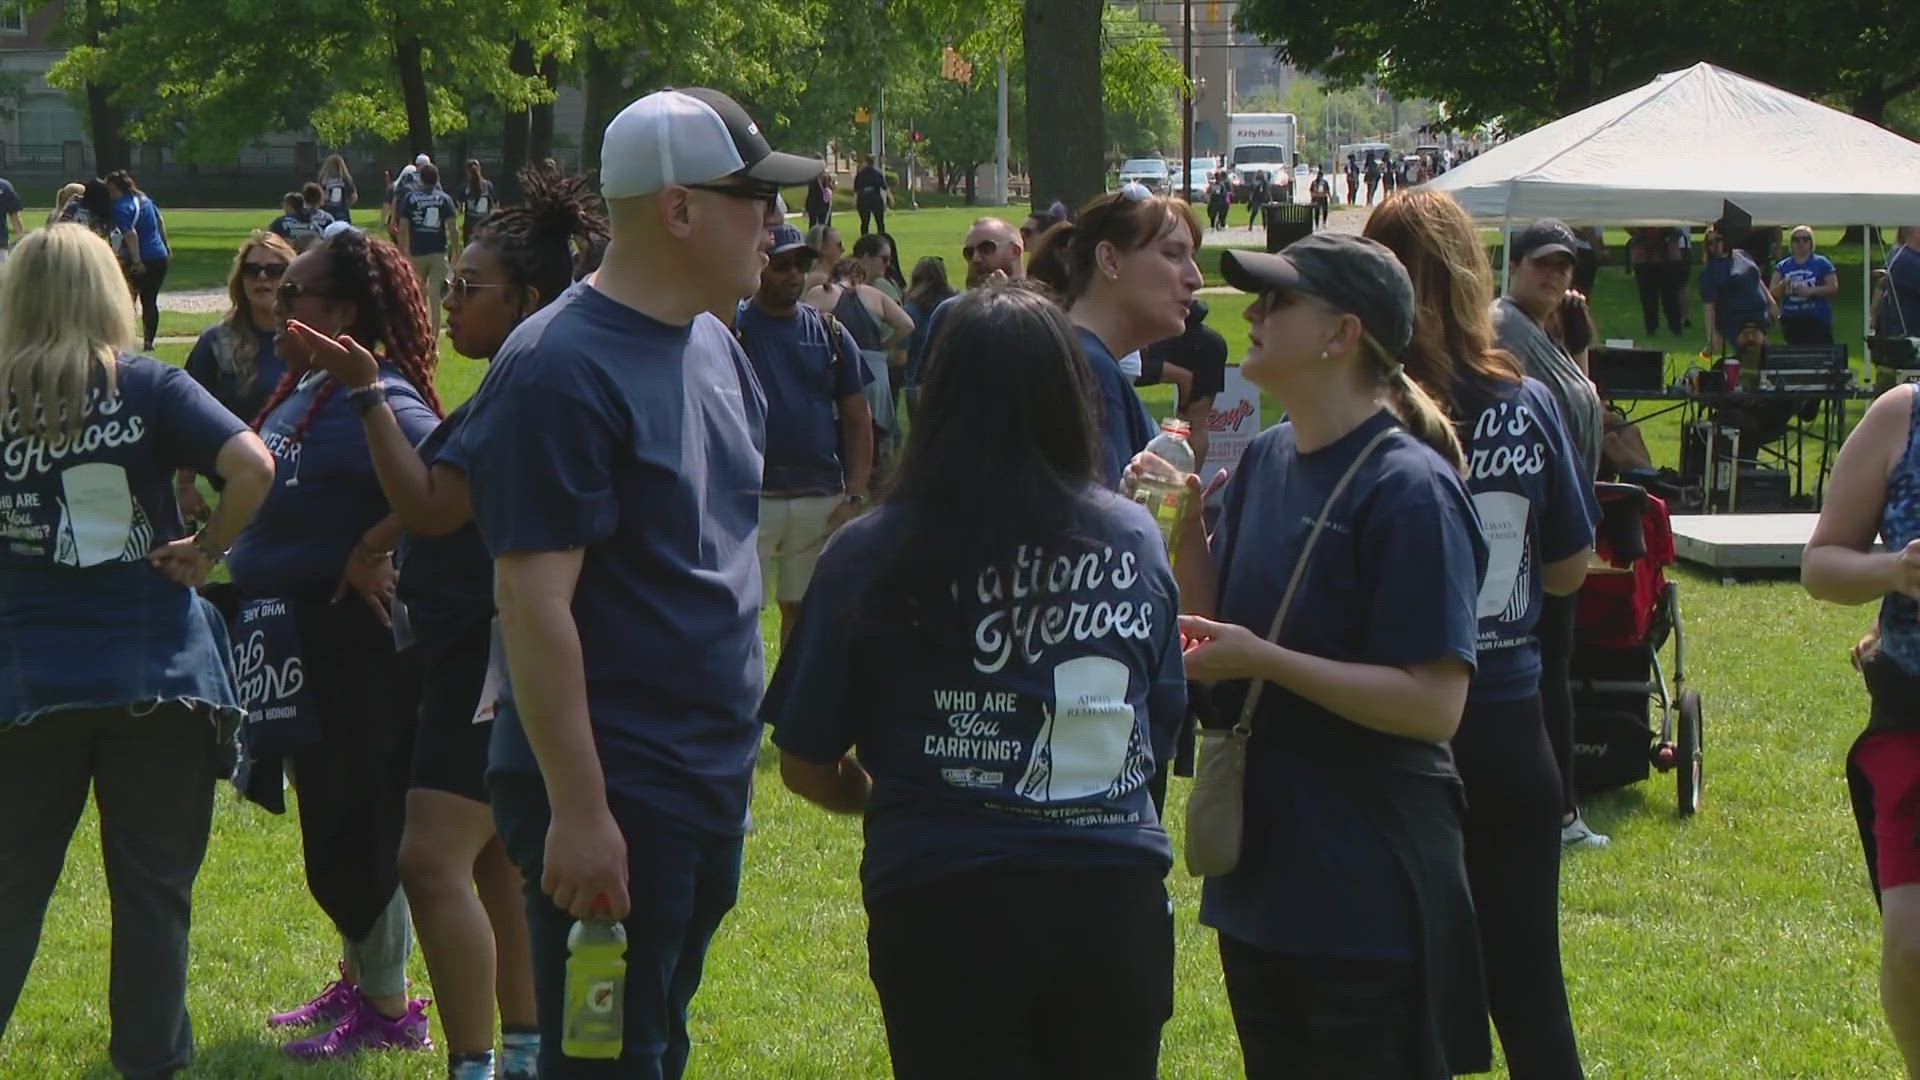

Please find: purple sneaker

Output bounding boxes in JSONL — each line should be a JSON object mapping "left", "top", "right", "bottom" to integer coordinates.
{"left": 283, "top": 997, "right": 433, "bottom": 1059}
{"left": 267, "top": 966, "right": 361, "bottom": 1028}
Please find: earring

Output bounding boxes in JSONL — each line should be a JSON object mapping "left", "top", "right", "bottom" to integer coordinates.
{"left": 1319, "top": 350, "right": 1329, "bottom": 360}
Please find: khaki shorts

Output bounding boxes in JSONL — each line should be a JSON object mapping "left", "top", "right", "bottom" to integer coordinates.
{"left": 758, "top": 494, "right": 840, "bottom": 605}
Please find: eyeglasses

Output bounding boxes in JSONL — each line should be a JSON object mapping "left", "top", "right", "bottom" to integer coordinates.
{"left": 241, "top": 261, "right": 288, "bottom": 280}
{"left": 962, "top": 239, "right": 1000, "bottom": 262}
{"left": 275, "top": 280, "right": 349, "bottom": 305}
{"left": 686, "top": 182, "right": 780, "bottom": 212}
{"left": 448, "top": 277, "right": 512, "bottom": 301}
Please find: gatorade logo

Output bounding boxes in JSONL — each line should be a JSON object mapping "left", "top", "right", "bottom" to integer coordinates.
{"left": 587, "top": 979, "right": 617, "bottom": 1015}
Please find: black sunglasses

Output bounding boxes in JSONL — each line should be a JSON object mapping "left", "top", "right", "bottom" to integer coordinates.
{"left": 275, "top": 280, "right": 349, "bottom": 305}
{"left": 687, "top": 182, "right": 780, "bottom": 211}
{"left": 448, "top": 277, "right": 512, "bottom": 301}
{"left": 962, "top": 239, "right": 1000, "bottom": 261}
{"left": 241, "top": 261, "right": 288, "bottom": 280}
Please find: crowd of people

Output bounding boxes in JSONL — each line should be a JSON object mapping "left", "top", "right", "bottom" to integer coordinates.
{"left": 5, "top": 79, "right": 1919, "bottom": 1080}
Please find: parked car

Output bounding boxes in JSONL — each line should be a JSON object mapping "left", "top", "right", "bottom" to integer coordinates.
{"left": 1117, "top": 157, "right": 1171, "bottom": 193}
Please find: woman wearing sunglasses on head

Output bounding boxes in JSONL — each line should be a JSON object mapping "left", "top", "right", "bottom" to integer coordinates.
{"left": 1134, "top": 234, "right": 1491, "bottom": 1079}
{"left": 175, "top": 231, "right": 297, "bottom": 525}
{"left": 1026, "top": 183, "right": 1204, "bottom": 488}
{"left": 224, "top": 226, "right": 445, "bottom": 1061}
{"left": 289, "top": 166, "right": 608, "bottom": 1080}
{"left": 1367, "top": 189, "right": 1596, "bottom": 1080}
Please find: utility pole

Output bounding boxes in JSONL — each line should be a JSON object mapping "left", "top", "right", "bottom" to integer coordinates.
{"left": 993, "top": 52, "right": 1010, "bottom": 205}
{"left": 1180, "top": 0, "right": 1193, "bottom": 204}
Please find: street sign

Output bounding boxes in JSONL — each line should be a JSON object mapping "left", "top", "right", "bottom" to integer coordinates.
{"left": 855, "top": 106, "right": 871, "bottom": 124}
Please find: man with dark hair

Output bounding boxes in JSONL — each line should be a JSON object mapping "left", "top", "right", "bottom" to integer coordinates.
{"left": 854, "top": 154, "right": 890, "bottom": 236}
{"left": 397, "top": 163, "right": 460, "bottom": 337}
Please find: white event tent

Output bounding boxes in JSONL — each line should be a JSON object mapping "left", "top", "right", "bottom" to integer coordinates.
{"left": 1429, "top": 62, "right": 1920, "bottom": 329}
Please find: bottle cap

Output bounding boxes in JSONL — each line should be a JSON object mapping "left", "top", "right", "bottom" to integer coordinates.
{"left": 1159, "top": 417, "right": 1191, "bottom": 436}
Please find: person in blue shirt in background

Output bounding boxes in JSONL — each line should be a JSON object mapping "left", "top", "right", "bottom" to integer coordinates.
{"left": 1769, "top": 225, "right": 1840, "bottom": 346}
{"left": 766, "top": 286, "right": 1186, "bottom": 1080}
{"left": 398, "top": 163, "right": 461, "bottom": 340}
{"left": 229, "top": 228, "right": 447, "bottom": 1060}
{"left": 106, "top": 170, "right": 170, "bottom": 352}
{"left": 0, "top": 176, "right": 25, "bottom": 261}
{"left": 268, "top": 190, "right": 334, "bottom": 253}
{"left": 1024, "top": 182, "right": 1203, "bottom": 489}
{"left": 0, "top": 224, "right": 276, "bottom": 1079}
{"left": 176, "top": 230, "right": 297, "bottom": 525}
{"left": 1370, "top": 189, "right": 1597, "bottom": 1080}
{"left": 291, "top": 166, "right": 609, "bottom": 1080}
{"left": 456, "top": 87, "right": 819, "bottom": 1079}
{"left": 734, "top": 224, "right": 873, "bottom": 646}
{"left": 900, "top": 254, "right": 956, "bottom": 422}
{"left": 1137, "top": 235, "right": 1492, "bottom": 1079}
{"left": 318, "top": 153, "right": 358, "bottom": 225}
{"left": 1698, "top": 227, "right": 1778, "bottom": 356}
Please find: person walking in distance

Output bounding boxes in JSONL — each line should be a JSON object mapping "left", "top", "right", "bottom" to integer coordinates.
{"left": 398, "top": 163, "right": 461, "bottom": 339}
{"left": 735, "top": 225, "right": 874, "bottom": 646}
{"left": 319, "top": 153, "right": 359, "bottom": 225}
{"left": 1245, "top": 171, "right": 1270, "bottom": 232}
{"left": 455, "top": 86, "right": 821, "bottom": 1079}
{"left": 460, "top": 160, "right": 497, "bottom": 238}
{"left": 1363, "top": 151, "right": 1382, "bottom": 206}
{"left": 1345, "top": 153, "right": 1361, "bottom": 206}
{"left": 107, "top": 170, "right": 171, "bottom": 352}
{"left": 854, "top": 155, "right": 891, "bottom": 236}
{"left": 1309, "top": 168, "right": 1332, "bottom": 230}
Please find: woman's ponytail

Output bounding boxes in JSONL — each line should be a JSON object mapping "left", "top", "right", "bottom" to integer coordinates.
{"left": 1370, "top": 336, "right": 1465, "bottom": 473}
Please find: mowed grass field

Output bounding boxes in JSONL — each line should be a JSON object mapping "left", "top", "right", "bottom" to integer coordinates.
{"left": 2, "top": 205, "right": 1907, "bottom": 1076}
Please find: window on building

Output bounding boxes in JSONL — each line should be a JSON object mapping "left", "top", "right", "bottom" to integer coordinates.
{"left": 0, "top": 7, "right": 26, "bottom": 33}
{"left": 19, "top": 94, "right": 83, "bottom": 147}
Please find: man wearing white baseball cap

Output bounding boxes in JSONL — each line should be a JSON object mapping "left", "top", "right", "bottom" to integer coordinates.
{"left": 456, "top": 87, "right": 820, "bottom": 1079}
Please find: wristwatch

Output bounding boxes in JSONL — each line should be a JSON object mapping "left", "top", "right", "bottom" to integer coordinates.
{"left": 193, "top": 530, "right": 228, "bottom": 568}
{"left": 845, "top": 493, "right": 870, "bottom": 509}
{"left": 348, "top": 383, "right": 386, "bottom": 417}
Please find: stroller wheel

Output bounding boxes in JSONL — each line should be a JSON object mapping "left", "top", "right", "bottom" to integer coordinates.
{"left": 1676, "top": 689, "right": 1703, "bottom": 816}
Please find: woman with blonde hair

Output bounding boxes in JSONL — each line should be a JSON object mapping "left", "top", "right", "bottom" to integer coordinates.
{"left": 173, "top": 230, "right": 297, "bottom": 524}
{"left": 1133, "top": 232, "right": 1492, "bottom": 1078}
{"left": 318, "top": 153, "right": 358, "bottom": 225}
{"left": 1366, "top": 188, "right": 1595, "bottom": 1080}
{"left": 48, "top": 181, "right": 84, "bottom": 227}
{"left": 0, "top": 223, "right": 275, "bottom": 1077}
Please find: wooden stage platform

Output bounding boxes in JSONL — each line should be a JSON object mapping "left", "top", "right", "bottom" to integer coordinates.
{"left": 1669, "top": 513, "right": 1861, "bottom": 577}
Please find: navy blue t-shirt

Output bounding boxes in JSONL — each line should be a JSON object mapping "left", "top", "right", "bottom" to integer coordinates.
{"left": 1455, "top": 376, "right": 1596, "bottom": 702}
{"left": 0, "top": 179, "right": 22, "bottom": 248}
{"left": 1775, "top": 253, "right": 1836, "bottom": 324}
{"left": 226, "top": 367, "right": 440, "bottom": 594}
{"left": 459, "top": 282, "right": 768, "bottom": 837}
{"left": 1075, "top": 327, "right": 1158, "bottom": 489}
{"left": 1699, "top": 251, "right": 1770, "bottom": 338}
{"left": 269, "top": 209, "right": 333, "bottom": 247}
{"left": 395, "top": 398, "right": 491, "bottom": 639}
{"left": 0, "top": 356, "right": 248, "bottom": 726}
{"left": 319, "top": 177, "right": 356, "bottom": 223}
{"left": 1199, "top": 410, "right": 1487, "bottom": 959}
{"left": 764, "top": 491, "right": 1186, "bottom": 897}
{"left": 402, "top": 188, "right": 459, "bottom": 256}
{"left": 1884, "top": 245, "right": 1920, "bottom": 337}
{"left": 734, "top": 301, "right": 869, "bottom": 496}
{"left": 461, "top": 180, "right": 496, "bottom": 231}
{"left": 185, "top": 325, "right": 286, "bottom": 424}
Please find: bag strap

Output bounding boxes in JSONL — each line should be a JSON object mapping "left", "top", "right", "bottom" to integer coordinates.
{"left": 1232, "top": 424, "right": 1400, "bottom": 735}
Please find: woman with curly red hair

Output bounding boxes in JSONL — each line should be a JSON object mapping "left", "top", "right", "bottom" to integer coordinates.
{"left": 222, "top": 227, "right": 443, "bottom": 1061}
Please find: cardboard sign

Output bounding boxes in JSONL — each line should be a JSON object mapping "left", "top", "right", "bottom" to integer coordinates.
{"left": 1204, "top": 365, "right": 1262, "bottom": 481}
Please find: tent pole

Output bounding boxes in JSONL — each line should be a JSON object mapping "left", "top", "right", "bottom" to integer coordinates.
{"left": 1499, "top": 208, "right": 1513, "bottom": 294}
{"left": 1865, "top": 224, "right": 1874, "bottom": 383}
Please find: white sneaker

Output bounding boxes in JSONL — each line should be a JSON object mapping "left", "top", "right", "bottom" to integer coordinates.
{"left": 1561, "top": 809, "right": 1611, "bottom": 848}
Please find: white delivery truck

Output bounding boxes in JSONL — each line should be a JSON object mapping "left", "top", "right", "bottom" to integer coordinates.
{"left": 1228, "top": 113, "right": 1297, "bottom": 200}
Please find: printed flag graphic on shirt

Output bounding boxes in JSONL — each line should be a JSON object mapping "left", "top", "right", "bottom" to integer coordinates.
{"left": 1016, "top": 656, "right": 1135, "bottom": 803}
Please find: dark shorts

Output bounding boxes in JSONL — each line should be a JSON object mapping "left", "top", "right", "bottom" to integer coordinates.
{"left": 409, "top": 613, "right": 493, "bottom": 803}
{"left": 1856, "top": 730, "right": 1920, "bottom": 891}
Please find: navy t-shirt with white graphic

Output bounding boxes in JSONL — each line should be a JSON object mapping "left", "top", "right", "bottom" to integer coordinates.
{"left": 459, "top": 283, "right": 769, "bottom": 837}
{"left": 734, "top": 301, "right": 869, "bottom": 496}
{"left": 1075, "top": 327, "right": 1159, "bottom": 489}
{"left": 461, "top": 180, "right": 496, "bottom": 231}
{"left": 395, "top": 399, "right": 491, "bottom": 639}
{"left": 268, "top": 209, "right": 333, "bottom": 248}
{"left": 225, "top": 367, "right": 440, "bottom": 594}
{"left": 319, "top": 177, "right": 356, "bottom": 223}
{"left": 402, "top": 188, "right": 460, "bottom": 256}
{"left": 1199, "top": 410, "right": 1487, "bottom": 959}
{"left": 1775, "top": 253, "right": 1836, "bottom": 324}
{"left": 1454, "top": 375, "right": 1596, "bottom": 702}
{"left": 765, "top": 491, "right": 1187, "bottom": 897}
{"left": 0, "top": 355, "right": 248, "bottom": 725}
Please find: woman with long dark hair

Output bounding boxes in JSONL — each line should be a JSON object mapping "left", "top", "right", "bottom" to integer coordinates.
{"left": 460, "top": 159, "right": 496, "bottom": 238}
{"left": 901, "top": 255, "right": 955, "bottom": 420}
{"left": 1138, "top": 233, "right": 1491, "bottom": 1078}
{"left": 1026, "top": 184, "right": 1203, "bottom": 487}
{"left": 290, "top": 168, "right": 607, "bottom": 1080}
{"left": 765, "top": 286, "right": 1186, "bottom": 1079}
{"left": 0, "top": 224, "right": 276, "bottom": 1080}
{"left": 1367, "top": 188, "right": 1595, "bottom": 1080}
{"left": 105, "top": 170, "right": 170, "bottom": 352}
{"left": 226, "top": 228, "right": 444, "bottom": 1061}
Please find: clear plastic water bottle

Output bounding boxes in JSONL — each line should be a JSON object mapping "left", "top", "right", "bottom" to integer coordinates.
{"left": 563, "top": 907, "right": 626, "bottom": 1059}
{"left": 1133, "top": 418, "right": 1197, "bottom": 551}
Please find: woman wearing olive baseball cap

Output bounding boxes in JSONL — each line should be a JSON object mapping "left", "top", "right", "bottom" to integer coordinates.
{"left": 1135, "top": 233, "right": 1494, "bottom": 1076}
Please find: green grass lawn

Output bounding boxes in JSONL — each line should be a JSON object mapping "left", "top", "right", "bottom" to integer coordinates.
{"left": 5, "top": 211, "right": 1902, "bottom": 1076}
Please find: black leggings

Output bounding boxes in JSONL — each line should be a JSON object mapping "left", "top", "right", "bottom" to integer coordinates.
{"left": 1635, "top": 264, "right": 1684, "bottom": 334}
{"left": 1452, "top": 693, "right": 1584, "bottom": 1079}
{"left": 1538, "top": 592, "right": 1579, "bottom": 817}
{"left": 1217, "top": 937, "right": 1426, "bottom": 1079}
{"left": 132, "top": 257, "right": 168, "bottom": 347}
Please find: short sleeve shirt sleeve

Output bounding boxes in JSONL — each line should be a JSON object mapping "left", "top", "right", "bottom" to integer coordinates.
{"left": 1531, "top": 387, "right": 1599, "bottom": 564}
{"left": 0, "top": 181, "right": 22, "bottom": 214}
{"left": 113, "top": 198, "right": 138, "bottom": 234}
{"left": 764, "top": 532, "right": 864, "bottom": 760}
{"left": 1359, "top": 465, "right": 1485, "bottom": 670}
{"left": 185, "top": 328, "right": 220, "bottom": 393}
{"left": 152, "top": 362, "right": 248, "bottom": 474}
{"left": 464, "top": 371, "right": 621, "bottom": 555}
{"left": 831, "top": 324, "right": 869, "bottom": 397}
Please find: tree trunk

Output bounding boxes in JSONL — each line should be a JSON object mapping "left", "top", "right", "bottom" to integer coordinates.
{"left": 963, "top": 165, "right": 977, "bottom": 205}
{"left": 581, "top": 47, "right": 625, "bottom": 177}
{"left": 530, "top": 52, "right": 560, "bottom": 165}
{"left": 501, "top": 37, "right": 534, "bottom": 193}
{"left": 80, "top": 0, "right": 127, "bottom": 174}
{"left": 1022, "top": 0, "right": 1106, "bottom": 212}
{"left": 393, "top": 37, "right": 433, "bottom": 158}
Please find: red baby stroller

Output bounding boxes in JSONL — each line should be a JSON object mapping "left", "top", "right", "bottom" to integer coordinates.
{"left": 1570, "top": 482, "right": 1703, "bottom": 816}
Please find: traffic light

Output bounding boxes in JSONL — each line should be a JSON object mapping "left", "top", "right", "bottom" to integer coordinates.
{"left": 855, "top": 106, "right": 871, "bottom": 124}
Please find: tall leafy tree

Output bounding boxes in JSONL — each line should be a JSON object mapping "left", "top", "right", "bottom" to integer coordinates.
{"left": 1021, "top": 0, "right": 1105, "bottom": 209}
